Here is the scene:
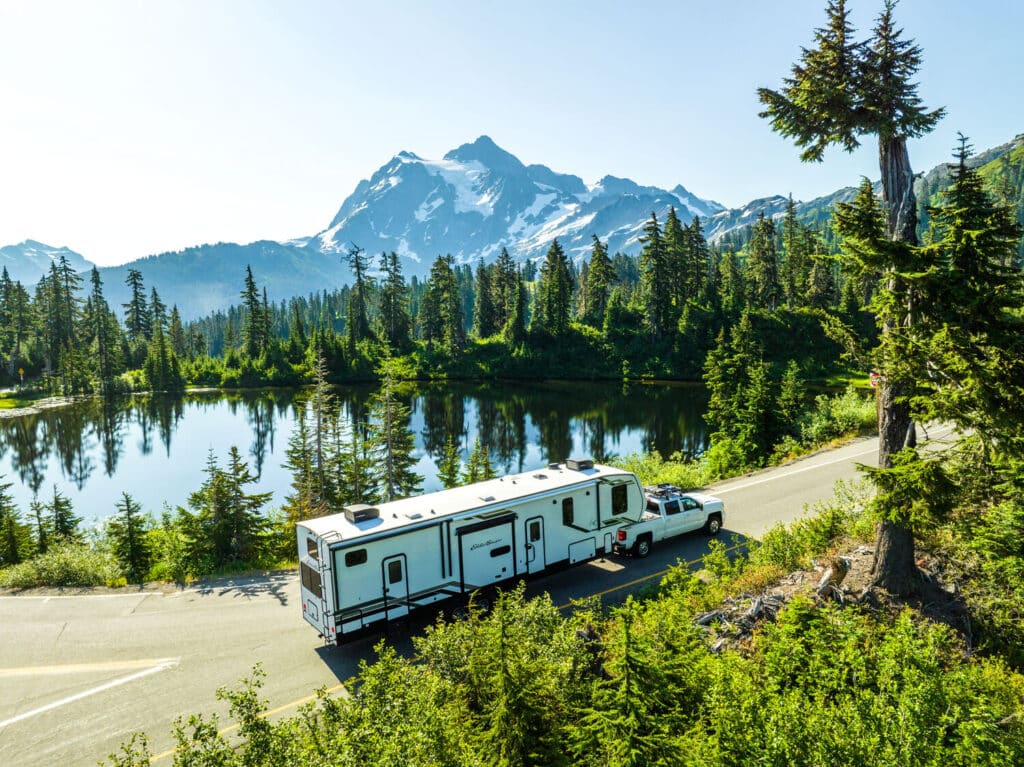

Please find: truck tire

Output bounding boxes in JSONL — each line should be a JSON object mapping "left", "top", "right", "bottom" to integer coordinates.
{"left": 633, "top": 536, "right": 652, "bottom": 558}
{"left": 703, "top": 514, "right": 722, "bottom": 536}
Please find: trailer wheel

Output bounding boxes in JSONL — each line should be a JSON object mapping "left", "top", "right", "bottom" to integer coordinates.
{"left": 451, "top": 604, "right": 471, "bottom": 622}
{"left": 633, "top": 536, "right": 652, "bottom": 558}
{"left": 704, "top": 514, "right": 722, "bottom": 536}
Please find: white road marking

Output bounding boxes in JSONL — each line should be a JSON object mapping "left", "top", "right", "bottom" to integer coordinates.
{"left": 0, "top": 658, "right": 178, "bottom": 678}
{"left": 0, "top": 659, "right": 179, "bottom": 729}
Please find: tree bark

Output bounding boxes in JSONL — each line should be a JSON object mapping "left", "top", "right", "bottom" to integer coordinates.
{"left": 871, "top": 135, "right": 921, "bottom": 595}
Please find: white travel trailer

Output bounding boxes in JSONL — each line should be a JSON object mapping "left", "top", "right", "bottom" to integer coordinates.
{"left": 297, "top": 459, "right": 645, "bottom": 644}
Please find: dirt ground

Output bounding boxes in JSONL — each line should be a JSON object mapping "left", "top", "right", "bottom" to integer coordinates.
{"left": 695, "top": 541, "right": 972, "bottom": 653}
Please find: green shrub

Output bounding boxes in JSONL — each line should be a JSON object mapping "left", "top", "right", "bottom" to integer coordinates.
{"left": 611, "top": 450, "right": 707, "bottom": 489}
{"left": 0, "top": 541, "right": 122, "bottom": 588}
{"left": 801, "top": 385, "right": 876, "bottom": 445}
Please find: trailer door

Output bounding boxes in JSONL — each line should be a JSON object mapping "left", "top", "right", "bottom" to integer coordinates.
{"left": 524, "top": 516, "right": 546, "bottom": 575}
{"left": 382, "top": 554, "right": 409, "bottom": 621}
{"left": 299, "top": 532, "right": 333, "bottom": 638}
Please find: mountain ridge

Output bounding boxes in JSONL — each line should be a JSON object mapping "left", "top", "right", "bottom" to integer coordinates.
{"left": 5, "top": 133, "right": 1022, "bottom": 319}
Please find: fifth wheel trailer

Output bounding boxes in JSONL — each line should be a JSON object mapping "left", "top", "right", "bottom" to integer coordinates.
{"left": 297, "top": 460, "right": 645, "bottom": 644}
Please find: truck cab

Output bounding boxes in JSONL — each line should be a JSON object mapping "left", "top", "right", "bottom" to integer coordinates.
{"left": 612, "top": 484, "right": 724, "bottom": 558}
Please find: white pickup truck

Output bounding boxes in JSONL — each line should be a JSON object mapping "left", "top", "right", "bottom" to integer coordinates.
{"left": 612, "top": 484, "right": 725, "bottom": 558}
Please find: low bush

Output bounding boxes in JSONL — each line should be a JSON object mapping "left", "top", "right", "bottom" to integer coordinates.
{"left": 0, "top": 541, "right": 122, "bottom": 588}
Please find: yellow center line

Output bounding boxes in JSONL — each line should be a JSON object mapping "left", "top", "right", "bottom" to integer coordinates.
{"left": 150, "top": 542, "right": 746, "bottom": 763}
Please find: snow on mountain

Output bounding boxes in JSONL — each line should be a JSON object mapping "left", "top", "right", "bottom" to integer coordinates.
{"left": 309, "top": 135, "right": 728, "bottom": 275}
{"left": 0, "top": 240, "right": 95, "bottom": 284}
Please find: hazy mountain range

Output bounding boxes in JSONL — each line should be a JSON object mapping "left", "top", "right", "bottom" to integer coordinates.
{"left": 4, "top": 133, "right": 1021, "bottom": 319}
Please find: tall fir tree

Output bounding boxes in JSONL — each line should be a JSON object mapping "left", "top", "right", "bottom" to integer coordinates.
{"left": 472, "top": 259, "right": 498, "bottom": 338}
{"left": 759, "top": 0, "right": 944, "bottom": 593}
{"left": 532, "top": 239, "right": 573, "bottom": 336}
{"left": 638, "top": 214, "right": 673, "bottom": 338}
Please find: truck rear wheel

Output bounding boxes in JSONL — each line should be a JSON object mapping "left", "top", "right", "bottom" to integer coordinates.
{"left": 634, "top": 537, "right": 652, "bottom": 558}
{"left": 704, "top": 514, "right": 722, "bottom": 536}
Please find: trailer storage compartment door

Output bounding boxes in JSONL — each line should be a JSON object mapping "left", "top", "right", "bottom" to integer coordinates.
{"left": 457, "top": 515, "right": 516, "bottom": 591}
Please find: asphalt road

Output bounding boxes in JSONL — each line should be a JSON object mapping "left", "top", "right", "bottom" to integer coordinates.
{"left": 0, "top": 431, "right": 923, "bottom": 767}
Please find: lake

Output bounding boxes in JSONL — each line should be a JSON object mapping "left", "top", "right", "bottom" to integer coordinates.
{"left": 0, "top": 381, "right": 709, "bottom": 525}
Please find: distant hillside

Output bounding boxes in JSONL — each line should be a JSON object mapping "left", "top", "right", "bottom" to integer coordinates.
{"left": 98, "top": 241, "right": 346, "bottom": 320}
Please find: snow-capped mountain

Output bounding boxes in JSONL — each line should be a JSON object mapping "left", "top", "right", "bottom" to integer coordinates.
{"left": 310, "top": 135, "right": 725, "bottom": 273}
{"left": 0, "top": 240, "right": 95, "bottom": 285}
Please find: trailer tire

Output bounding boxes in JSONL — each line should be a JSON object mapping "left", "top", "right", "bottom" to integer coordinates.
{"left": 633, "top": 536, "right": 652, "bottom": 558}
{"left": 703, "top": 514, "right": 722, "bottom": 536}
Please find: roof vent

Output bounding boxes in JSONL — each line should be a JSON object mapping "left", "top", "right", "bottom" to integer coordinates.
{"left": 533, "top": 473, "right": 547, "bottom": 480}
{"left": 343, "top": 504, "right": 379, "bottom": 523}
{"left": 548, "top": 462, "right": 560, "bottom": 470}
{"left": 480, "top": 495, "right": 496, "bottom": 502}
{"left": 566, "top": 458, "right": 594, "bottom": 471}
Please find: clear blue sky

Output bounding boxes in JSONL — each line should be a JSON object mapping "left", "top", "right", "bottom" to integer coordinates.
{"left": 1, "top": 0, "right": 1020, "bottom": 266}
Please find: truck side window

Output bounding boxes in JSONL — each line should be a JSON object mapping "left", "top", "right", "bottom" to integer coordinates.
{"left": 682, "top": 498, "right": 700, "bottom": 511}
{"left": 664, "top": 500, "right": 681, "bottom": 515}
{"left": 562, "top": 498, "right": 574, "bottom": 525}
{"left": 612, "top": 484, "right": 628, "bottom": 515}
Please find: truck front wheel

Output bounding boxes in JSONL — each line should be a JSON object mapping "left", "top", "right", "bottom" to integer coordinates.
{"left": 634, "top": 537, "right": 652, "bottom": 558}
{"left": 704, "top": 514, "right": 722, "bottom": 536}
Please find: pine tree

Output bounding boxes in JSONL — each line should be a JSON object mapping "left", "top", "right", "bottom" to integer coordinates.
{"left": 47, "top": 485, "right": 80, "bottom": 541}
{"left": 420, "top": 255, "right": 464, "bottom": 355}
{"left": 638, "top": 214, "right": 672, "bottom": 338}
{"left": 107, "top": 492, "right": 151, "bottom": 584}
{"left": 240, "top": 265, "right": 264, "bottom": 358}
{"left": 780, "top": 195, "right": 808, "bottom": 308}
{"left": 582, "top": 235, "right": 616, "bottom": 327}
{"left": 532, "top": 239, "right": 573, "bottom": 336}
{"left": 492, "top": 247, "right": 519, "bottom": 330}
{"left": 437, "top": 437, "right": 462, "bottom": 489}
{"left": 369, "top": 362, "right": 422, "bottom": 502}
{"left": 501, "top": 275, "right": 527, "bottom": 346}
{"left": 0, "top": 477, "right": 30, "bottom": 566}
{"left": 123, "top": 268, "right": 152, "bottom": 344}
{"left": 86, "top": 267, "right": 119, "bottom": 394}
{"left": 345, "top": 244, "right": 373, "bottom": 351}
{"left": 168, "top": 306, "right": 187, "bottom": 358}
{"left": 377, "top": 251, "right": 412, "bottom": 353}
{"left": 745, "top": 213, "right": 781, "bottom": 310}
{"left": 282, "top": 400, "right": 319, "bottom": 523}
{"left": 663, "top": 206, "right": 690, "bottom": 315}
{"left": 30, "top": 498, "right": 48, "bottom": 554}
{"left": 472, "top": 259, "right": 498, "bottom": 338}
{"left": 759, "top": 0, "right": 944, "bottom": 593}
{"left": 149, "top": 287, "right": 167, "bottom": 334}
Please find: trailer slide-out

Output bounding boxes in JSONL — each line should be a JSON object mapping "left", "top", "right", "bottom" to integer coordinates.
{"left": 297, "top": 460, "right": 644, "bottom": 644}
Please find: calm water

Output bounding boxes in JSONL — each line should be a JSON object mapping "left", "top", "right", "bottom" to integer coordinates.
{"left": 0, "top": 381, "right": 709, "bottom": 525}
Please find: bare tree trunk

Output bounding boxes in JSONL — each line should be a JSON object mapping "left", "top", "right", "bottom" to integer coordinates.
{"left": 871, "top": 135, "right": 921, "bottom": 595}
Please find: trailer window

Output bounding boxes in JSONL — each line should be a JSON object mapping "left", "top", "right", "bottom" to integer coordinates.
{"left": 306, "top": 538, "right": 319, "bottom": 561}
{"left": 664, "top": 500, "right": 681, "bottom": 515}
{"left": 612, "top": 484, "right": 628, "bottom": 515}
{"left": 300, "top": 561, "right": 322, "bottom": 599}
{"left": 490, "top": 545, "right": 511, "bottom": 557}
{"left": 387, "top": 559, "right": 403, "bottom": 584}
{"left": 562, "top": 498, "right": 574, "bottom": 526}
{"left": 344, "top": 549, "right": 368, "bottom": 567}
{"left": 528, "top": 520, "right": 541, "bottom": 542}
